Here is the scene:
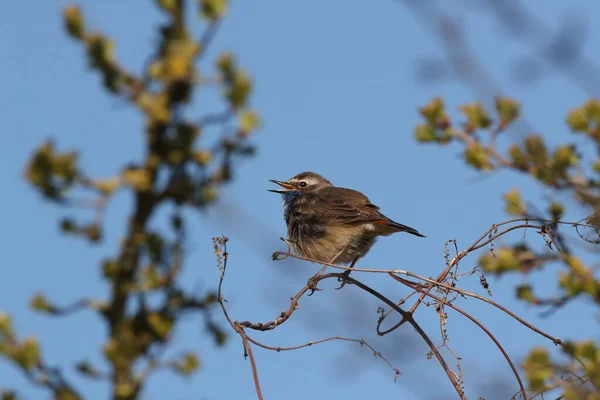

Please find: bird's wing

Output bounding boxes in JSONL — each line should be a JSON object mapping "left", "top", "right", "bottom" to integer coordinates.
{"left": 298, "top": 187, "right": 385, "bottom": 225}
{"left": 293, "top": 187, "right": 425, "bottom": 237}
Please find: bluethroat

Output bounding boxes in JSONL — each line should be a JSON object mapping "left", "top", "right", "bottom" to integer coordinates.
{"left": 269, "top": 172, "right": 424, "bottom": 268}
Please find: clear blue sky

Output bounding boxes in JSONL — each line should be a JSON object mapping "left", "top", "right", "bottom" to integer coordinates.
{"left": 1, "top": 1, "right": 599, "bottom": 399}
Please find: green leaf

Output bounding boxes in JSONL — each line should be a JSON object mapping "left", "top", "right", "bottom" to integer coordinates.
{"left": 0, "top": 312, "right": 15, "bottom": 341}
{"left": 102, "top": 339, "right": 119, "bottom": 364}
{"left": 30, "top": 293, "right": 54, "bottom": 313}
{"left": 579, "top": 340, "right": 597, "bottom": 361}
{"left": 1, "top": 390, "right": 18, "bottom": 400}
{"left": 203, "top": 186, "right": 218, "bottom": 203}
{"left": 479, "top": 248, "right": 520, "bottom": 274}
{"left": 504, "top": 188, "right": 527, "bottom": 216}
{"left": 93, "top": 177, "right": 120, "bottom": 195}
{"left": 156, "top": 0, "right": 178, "bottom": 14}
{"left": 565, "top": 255, "right": 587, "bottom": 274}
{"left": 566, "top": 108, "right": 589, "bottom": 132}
{"left": 413, "top": 124, "right": 437, "bottom": 142}
{"left": 136, "top": 92, "right": 170, "bottom": 123}
{"left": 523, "top": 347, "right": 552, "bottom": 391}
{"left": 63, "top": 6, "right": 85, "bottom": 40}
{"left": 217, "top": 52, "right": 235, "bottom": 83}
{"left": 508, "top": 144, "right": 529, "bottom": 171}
{"left": 561, "top": 341, "right": 577, "bottom": 357}
{"left": 148, "top": 313, "right": 174, "bottom": 339}
{"left": 527, "top": 347, "right": 550, "bottom": 365}
{"left": 102, "top": 259, "right": 119, "bottom": 279}
{"left": 464, "top": 142, "right": 491, "bottom": 170}
{"left": 200, "top": 0, "right": 228, "bottom": 21}
{"left": 524, "top": 135, "right": 547, "bottom": 161}
{"left": 13, "top": 337, "right": 40, "bottom": 370}
{"left": 122, "top": 167, "right": 152, "bottom": 191}
{"left": 114, "top": 383, "right": 135, "bottom": 398}
{"left": 239, "top": 109, "right": 261, "bottom": 135}
{"left": 558, "top": 256, "right": 594, "bottom": 297}
{"left": 552, "top": 145, "right": 578, "bottom": 169}
{"left": 226, "top": 72, "right": 252, "bottom": 109}
{"left": 24, "top": 141, "right": 79, "bottom": 200}
{"left": 495, "top": 97, "right": 520, "bottom": 127}
{"left": 584, "top": 99, "right": 600, "bottom": 122}
{"left": 459, "top": 102, "right": 492, "bottom": 130}
{"left": 87, "top": 34, "right": 115, "bottom": 68}
{"left": 516, "top": 285, "right": 535, "bottom": 303}
{"left": 172, "top": 352, "right": 200, "bottom": 376}
{"left": 419, "top": 97, "right": 445, "bottom": 124}
{"left": 558, "top": 272, "right": 579, "bottom": 296}
{"left": 548, "top": 201, "right": 564, "bottom": 221}
{"left": 192, "top": 149, "right": 212, "bottom": 166}
{"left": 140, "top": 267, "right": 162, "bottom": 290}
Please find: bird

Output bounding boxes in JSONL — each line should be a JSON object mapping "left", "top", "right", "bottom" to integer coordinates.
{"left": 268, "top": 171, "right": 424, "bottom": 269}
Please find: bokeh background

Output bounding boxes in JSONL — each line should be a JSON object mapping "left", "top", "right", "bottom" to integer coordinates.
{"left": 2, "top": 1, "right": 600, "bottom": 399}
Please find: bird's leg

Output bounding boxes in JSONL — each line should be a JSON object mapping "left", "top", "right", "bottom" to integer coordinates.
{"left": 335, "top": 256, "right": 359, "bottom": 290}
{"left": 307, "top": 247, "right": 347, "bottom": 295}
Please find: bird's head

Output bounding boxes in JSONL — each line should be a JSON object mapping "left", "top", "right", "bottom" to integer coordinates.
{"left": 268, "top": 171, "right": 333, "bottom": 194}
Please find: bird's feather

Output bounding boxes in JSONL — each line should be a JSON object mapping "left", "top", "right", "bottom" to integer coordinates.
{"left": 292, "top": 187, "right": 424, "bottom": 237}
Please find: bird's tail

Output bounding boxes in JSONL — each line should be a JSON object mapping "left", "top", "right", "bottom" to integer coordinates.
{"left": 375, "top": 219, "right": 425, "bottom": 237}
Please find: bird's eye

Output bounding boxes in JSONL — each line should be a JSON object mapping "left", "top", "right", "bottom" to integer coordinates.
{"left": 298, "top": 181, "right": 307, "bottom": 188}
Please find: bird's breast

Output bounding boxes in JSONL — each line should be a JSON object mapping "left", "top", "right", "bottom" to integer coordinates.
{"left": 287, "top": 212, "right": 327, "bottom": 243}
{"left": 281, "top": 191, "right": 301, "bottom": 223}
{"left": 279, "top": 192, "right": 380, "bottom": 263}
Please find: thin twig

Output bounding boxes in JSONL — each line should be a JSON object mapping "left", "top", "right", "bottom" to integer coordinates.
{"left": 215, "top": 237, "right": 263, "bottom": 399}
{"left": 339, "top": 275, "right": 467, "bottom": 399}
{"left": 235, "top": 323, "right": 263, "bottom": 400}
{"left": 402, "top": 279, "right": 527, "bottom": 398}
{"left": 244, "top": 335, "right": 401, "bottom": 380}
{"left": 389, "top": 274, "right": 562, "bottom": 345}
{"left": 196, "top": 20, "right": 222, "bottom": 61}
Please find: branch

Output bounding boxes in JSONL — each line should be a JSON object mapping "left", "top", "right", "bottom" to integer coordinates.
{"left": 198, "top": 109, "right": 234, "bottom": 127}
{"left": 401, "top": 278, "right": 527, "bottom": 398}
{"left": 340, "top": 275, "right": 467, "bottom": 399}
{"left": 244, "top": 335, "right": 401, "bottom": 380}
{"left": 48, "top": 298, "right": 95, "bottom": 317}
{"left": 218, "top": 238, "right": 464, "bottom": 398}
{"left": 196, "top": 20, "right": 222, "bottom": 61}
{"left": 214, "top": 237, "right": 263, "bottom": 400}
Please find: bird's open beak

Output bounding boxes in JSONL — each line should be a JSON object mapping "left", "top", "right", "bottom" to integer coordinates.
{"left": 268, "top": 179, "right": 295, "bottom": 193}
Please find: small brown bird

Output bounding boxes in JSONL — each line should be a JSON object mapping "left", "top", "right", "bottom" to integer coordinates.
{"left": 269, "top": 172, "right": 424, "bottom": 267}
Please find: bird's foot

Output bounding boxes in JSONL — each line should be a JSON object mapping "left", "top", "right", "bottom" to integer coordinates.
{"left": 335, "top": 256, "right": 358, "bottom": 290}
{"left": 335, "top": 270, "right": 353, "bottom": 290}
{"left": 306, "top": 275, "right": 323, "bottom": 296}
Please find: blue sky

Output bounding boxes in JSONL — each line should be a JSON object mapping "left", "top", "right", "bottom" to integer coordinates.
{"left": 1, "top": 1, "right": 600, "bottom": 399}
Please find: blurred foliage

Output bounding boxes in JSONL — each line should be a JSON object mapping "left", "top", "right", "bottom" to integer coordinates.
{"left": 7, "top": 1, "right": 259, "bottom": 399}
{"left": 0, "top": 391, "right": 18, "bottom": 400}
{"left": 415, "top": 96, "right": 600, "bottom": 397}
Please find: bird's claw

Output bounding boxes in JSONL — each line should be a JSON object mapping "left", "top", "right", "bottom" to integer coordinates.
{"left": 335, "top": 270, "right": 352, "bottom": 290}
{"left": 306, "top": 276, "right": 323, "bottom": 295}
